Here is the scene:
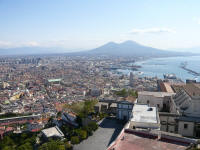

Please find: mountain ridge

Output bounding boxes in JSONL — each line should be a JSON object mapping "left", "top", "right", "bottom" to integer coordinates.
{"left": 0, "top": 40, "right": 194, "bottom": 57}
{"left": 86, "top": 40, "right": 191, "bottom": 57}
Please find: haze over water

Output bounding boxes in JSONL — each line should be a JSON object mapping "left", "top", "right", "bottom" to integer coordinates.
{"left": 120, "top": 56, "right": 200, "bottom": 82}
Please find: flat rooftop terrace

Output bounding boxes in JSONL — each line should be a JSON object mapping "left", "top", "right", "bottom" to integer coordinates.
{"left": 48, "top": 78, "right": 62, "bottom": 82}
{"left": 131, "top": 104, "right": 158, "bottom": 124}
{"left": 111, "top": 132, "right": 187, "bottom": 150}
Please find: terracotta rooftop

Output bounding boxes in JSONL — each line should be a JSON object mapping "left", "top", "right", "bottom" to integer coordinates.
{"left": 163, "top": 82, "right": 174, "bottom": 93}
{"left": 171, "top": 83, "right": 200, "bottom": 97}
{"left": 184, "top": 83, "right": 200, "bottom": 97}
{"left": 125, "top": 96, "right": 137, "bottom": 103}
{"left": 171, "top": 85, "right": 184, "bottom": 93}
{"left": 109, "top": 132, "right": 187, "bottom": 150}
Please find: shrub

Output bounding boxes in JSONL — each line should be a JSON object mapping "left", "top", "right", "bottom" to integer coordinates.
{"left": 71, "top": 136, "right": 80, "bottom": 145}
{"left": 65, "top": 141, "right": 73, "bottom": 150}
{"left": 2, "top": 146, "right": 13, "bottom": 150}
{"left": 79, "top": 130, "right": 87, "bottom": 140}
{"left": 88, "top": 122, "right": 98, "bottom": 131}
{"left": 58, "top": 145, "right": 65, "bottom": 150}
{"left": 82, "top": 125, "right": 93, "bottom": 136}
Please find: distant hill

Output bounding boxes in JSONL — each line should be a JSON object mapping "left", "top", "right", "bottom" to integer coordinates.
{"left": 85, "top": 40, "right": 191, "bottom": 57}
{"left": 0, "top": 47, "right": 67, "bottom": 56}
{"left": 170, "top": 47, "right": 200, "bottom": 54}
{"left": 0, "top": 40, "right": 194, "bottom": 57}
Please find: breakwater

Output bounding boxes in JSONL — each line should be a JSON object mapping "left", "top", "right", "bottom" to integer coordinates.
{"left": 180, "top": 63, "right": 200, "bottom": 76}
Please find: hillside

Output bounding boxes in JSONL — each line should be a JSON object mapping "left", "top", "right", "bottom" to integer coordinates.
{"left": 86, "top": 40, "right": 189, "bottom": 57}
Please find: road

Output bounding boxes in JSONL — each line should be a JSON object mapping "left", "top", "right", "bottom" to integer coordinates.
{"left": 73, "top": 118, "right": 124, "bottom": 150}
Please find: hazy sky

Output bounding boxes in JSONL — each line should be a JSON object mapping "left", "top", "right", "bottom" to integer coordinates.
{"left": 1, "top": 0, "right": 200, "bottom": 51}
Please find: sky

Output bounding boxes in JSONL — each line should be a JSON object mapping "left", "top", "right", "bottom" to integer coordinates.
{"left": 1, "top": 0, "right": 200, "bottom": 52}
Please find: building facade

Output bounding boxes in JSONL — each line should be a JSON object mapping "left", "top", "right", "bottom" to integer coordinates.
{"left": 117, "top": 101, "right": 133, "bottom": 121}
{"left": 170, "top": 83, "right": 200, "bottom": 137}
{"left": 137, "top": 91, "right": 175, "bottom": 111}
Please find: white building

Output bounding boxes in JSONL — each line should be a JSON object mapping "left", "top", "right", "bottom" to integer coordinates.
{"left": 117, "top": 100, "right": 134, "bottom": 121}
{"left": 129, "top": 104, "right": 160, "bottom": 130}
{"left": 41, "top": 126, "right": 64, "bottom": 139}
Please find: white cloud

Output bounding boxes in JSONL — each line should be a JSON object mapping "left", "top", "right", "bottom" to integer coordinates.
{"left": 0, "top": 41, "right": 12, "bottom": 47}
{"left": 129, "top": 28, "right": 176, "bottom": 34}
{"left": 0, "top": 39, "right": 96, "bottom": 50}
{"left": 25, "top": 41, "right": 39, "bottom": 47}
{"left": 0, "top": 41, "right": 40, "bottom": 48}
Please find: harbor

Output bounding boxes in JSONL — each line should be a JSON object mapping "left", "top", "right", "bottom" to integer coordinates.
{"left": 117, "top": 56, "right": 200, "bottom": 82}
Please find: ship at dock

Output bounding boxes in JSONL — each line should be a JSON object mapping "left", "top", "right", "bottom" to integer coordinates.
{"left": 163, "top": 73, "right": 183, "bottom": 83}
{"left": 163, "top": 73, "right": 177, "bottom": 79}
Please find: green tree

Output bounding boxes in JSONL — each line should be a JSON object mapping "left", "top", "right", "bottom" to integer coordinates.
{"left": 47, "top": 141, "right": 60, "bottom": 150}
{"left": 128, "top": 89, "right": 138, "bottom": 97}
{"left": 65, "top": 141, "right": 72, "bottom": 150}
{"left": 2, "top": 146, "right": 13, "bottom": 150}
{"left": 82, "top": 125, "right": 92, "bottom": 136}
{"left": 71, "top": 136, "right": 80, "bottom": 144}
{"left": 88, "top": 122, "right": 98, "bottom": 131}
{"left": 17, "top": 142, "right": 33, "bottom": 150}
{"left": 39, "top": 140, "right": 63, "bottom": 150}
{"left": 79, "top": 130, "right": 87, "bottom": 140}
{"left": 21, "top": 133, "right": 28, "bottom": 140}
{"left": 38, "top": 143, "right": 48, "bottom": 150}
{"left": 115, "top": 89, "right": 128, "bottom": 97}
{"left": 24, "top": 135, "right": 36, "bottom": 145}
{"left": 0, "top": 136, "right": 15, "bottom": 147}
{"left": 58, "top": 145, "right": 65, "bottom": 150}
{"left": 56, "top": 111, "right": 62, "bottom": 118}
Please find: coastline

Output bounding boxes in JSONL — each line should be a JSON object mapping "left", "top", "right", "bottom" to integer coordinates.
{"left": 118, "top": 55, "right": 200, "bottom": 82}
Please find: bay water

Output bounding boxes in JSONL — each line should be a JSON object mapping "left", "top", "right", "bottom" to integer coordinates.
{"left": 118, "top": 56, "right": 200, "bottom": 82}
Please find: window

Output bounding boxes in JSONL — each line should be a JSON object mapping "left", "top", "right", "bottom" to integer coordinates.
{"left": 123, "top": 104, "right": 128, "bottom": 109}
{"left": 184, "top": 124, "right": 188, "bottom": 129}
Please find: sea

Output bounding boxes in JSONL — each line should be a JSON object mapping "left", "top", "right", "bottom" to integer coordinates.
{"left": 118, "top": 56, "right": 200, "bottom": 82}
